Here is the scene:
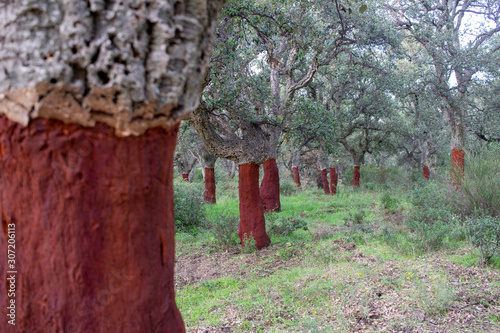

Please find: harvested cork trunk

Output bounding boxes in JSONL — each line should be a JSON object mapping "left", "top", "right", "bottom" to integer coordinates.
{"left": 238, "top": 163, "right": 271, "bottom": 250}
{"left": 260, "top": 158, "right": 281, "bottom": 212}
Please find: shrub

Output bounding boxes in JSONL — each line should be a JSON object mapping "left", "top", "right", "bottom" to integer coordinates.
{"left": 280, "top": 181, "right": 300, "bottom": 196}
{"left": 205, "top": 211, "right": 239, "bottom": 249}
{"left": 381, "top": 192, "right": 399, "bottom": 212}
{"left": 173, "top": 180, "right": 206, "bottom": 233}
{"left": 454, "top": 146, "right": 500, "bottom": 217}
{"left": 405, "top": 182, "right": 464, "bottom": 251}
{"left": 466, "top": 214, "right": 500, "bottom": 264}
{"left": 266, "top": 214, "right": 309, "bottom": 236}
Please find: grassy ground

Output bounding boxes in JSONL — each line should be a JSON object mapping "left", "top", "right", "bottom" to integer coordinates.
{"left": 175, "top": 184, "right": 500, "bottom": 332}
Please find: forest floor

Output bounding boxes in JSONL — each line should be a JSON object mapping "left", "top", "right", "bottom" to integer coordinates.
{"left": 175, "top": 186, "right": 500, "bottom": 332}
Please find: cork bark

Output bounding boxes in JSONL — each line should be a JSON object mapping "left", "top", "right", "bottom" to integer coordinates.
{"left": 260, "top": 159, "right": 281, "bottom": 212}
{"left": 238, "top": 163, "right": 271, "bottom": 250}
{"left": 292, "top": 166, "right": 301, "bottom": 187}
{"left": 423, "top": 165, "right": 430, "bottom": 180}
{"left": 0, "top": 0, "right": 224, "bottom": 136}
{"left": 203, "top": 167, "right": 216, "bottom": 204}
{"left": 329, "top": 167, "right": 338, "bottom": 195}
{"left": 450, "top": 148, "right": 465, "bottom": 187}
{"left": 0, "top": 117, "right": 184, "bottom": 332}
{"left": 353, "top": 165, "right": 361, "bottom": 187}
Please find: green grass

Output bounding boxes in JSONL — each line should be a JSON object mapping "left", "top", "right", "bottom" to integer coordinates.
{"left": 175, "top": 182, "right": 500, "bottom": 332}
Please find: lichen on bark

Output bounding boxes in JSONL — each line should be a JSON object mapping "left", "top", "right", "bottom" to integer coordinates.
{"left": 0, "top": 0, "right": 222, "bottom": 136}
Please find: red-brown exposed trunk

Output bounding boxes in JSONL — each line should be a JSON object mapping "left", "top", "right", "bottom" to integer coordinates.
{"left": 203, "top": 167, "right": 216, "bottom": 204}
{"left": 329, "top": 167, "right": 338, "bottom": 195}
{"left": 0, "top": 117, "right": 184, "bottom": 332}
{"left": 450, "top": 148, "right": 465, "bottom": 187}
{"left": 353, "top": 165, "right": 361, "bottom": 187}
{"left": 321, "top": 168, "right": 330, "bottom": 195}
{"left": 423, "top": 165, "right": 430, "bottom": 180}
{"left": 238, "top": 163, "right": 271, "bottom": 250}
{"left": 260, "top": 158, "right": 281, "bottom": 212}
{"left": 181, "top": 173, "right": 189, "bottom": 182}
{"left": 292, "top": 166, "right": 301, "bottom": 187}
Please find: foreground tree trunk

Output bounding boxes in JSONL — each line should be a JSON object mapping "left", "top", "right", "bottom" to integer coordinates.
{"left": 238, "top": 164, "right": 271, "bottom": 250}
{"left": 0, "top": 117, "right": 183, "bottom": 332}
{"left": 353, "top": 165, "right": 361, "bottom": 187}
{"left": 260, "top": 158, "right": 281, "bottom": 212}
{"left": 0, "top": 1, "right": 225, "bottom": 331}
{"left": 330, "top": 167, "right": 338, "bottom": 195}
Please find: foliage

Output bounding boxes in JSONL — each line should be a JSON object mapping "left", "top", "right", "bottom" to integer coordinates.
{"left": 381, "top": 192, "right": 399, "bottom": 212}
{"left": 173, "top": 180, "right": 206, "bottom": 233}
{"left": 266, "top": 213, "right": 309, "bottom": 237}
{"left": 205, "top": 210, "right": 240, "bottom": 249}
{"left": 453, "top": 146, "right": 500, "bottom": 217}
{"left": 466, "top": 214, "right": 500, "bottom": 264}
{"left": 405, "top": 182, "right": 465, "bottom": 252}
{"left": 279, "top": 180, "right": 300, "bottom": 196}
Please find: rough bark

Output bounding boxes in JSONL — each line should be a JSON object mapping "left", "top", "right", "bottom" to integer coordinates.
{"left": 353, "top": 165, "right": 361, "bottom": 188}
{"left": 203, "top": 167, "right": 216, "bottom": 204}
{"left": 0, "top": 117, "right": 183, "bottom": 332}
{"left": 330, "top": 167, "right": 338, "bottom": 195}
{"left": 0, "top": 0, "right": 224, "bottom": 136}
{"left": 321, "top": 169, "right": 330, "bottom": 195}
{"left": 260, "top": 158, "right": 281, "bottom": 212}
{"left": 292, "top": 166, "right": 301, "bottom": 187}
{"left": 238, "top": 164, "right": 271, "bottom": 250}
{"left": 423, "top": 165, "right": 430, "bottom": 180}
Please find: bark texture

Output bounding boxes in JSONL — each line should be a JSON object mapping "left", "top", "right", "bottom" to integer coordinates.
{"left": 181, "top": 173, "right": 189, "bottom": 182}
{"left": 0, "top": 116, "right": 184, "bottom": 332}
{"left": 238, "top": 164, "right": 271, "bottom": 250}
{"left": 203, "top": 167, "right": 216, "bottom": 204}
{"left": 0, "top": 0, "right": 224, "bottom": 136}
{"left": 353, "top": 165, "right": 361, "bottom": 187}
{"left": 321, "top": 169, "right": 330, "bottom": 195}
{"left": 260, "top": 159, "right": 281, "bottom": 212}
{"left": 423, "top": 165, "right": 430, "bottom": 180}
{"left": 292, "top": 166, "right": 301, "bottom": 187}
{"left": 329, "top": 167, "right": 338, "bottom": 195}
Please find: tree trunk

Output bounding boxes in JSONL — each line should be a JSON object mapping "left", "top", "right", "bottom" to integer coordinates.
{"left": 330, "top": 167, "right": 338, "bottom": 195}
{"left": 238, "top": 164, "right": 271, "bottom": 250}
{"left": 221, "top": 159, "right": 236, "bottom": 180}
{"left": 0, "top": 117, "right": 184, "bottom": 332}
{"left": 260, "top": 158, "right": 281, "bottom": 212}
{"left": 321, "top": 169, "right": 330, "bottom": 195}
{"left": 203, "top": 167, "right": 216, "bottom": 204}
{"left": 353, "top": 165, "right": 361, "bottom": 187}
{"left": 181, "top": 173, "right": 189, "bottom": 182}
{"left": 292, "top": 166, "right": 301, "bottom": 187}
{"left": 423, "top": 165, "right": 430, "bottom": 180}
{"left": 451, "top": 148, "right": 465, "bottom": 187}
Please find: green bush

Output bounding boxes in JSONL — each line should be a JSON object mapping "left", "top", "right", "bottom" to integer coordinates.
{"left": 466, "top": 214, "right": 500, "bottom": 264}
{"left": 280, "top": 180, "right": 300, "bottom": 196}
{"left": 205, "top": 211, "right": 239, "bottom": 248}
{"left": 173, "top": 180, "right": 206, "bottom": 233}
{"left": 405, "top": 182, "right": 464, "bottom": 252}
{"left": 454, "top": 146, "right": 500, "bottom": 217}
{"left": 381, "top": 192, "right": 399, "bottom": 212}
{"left": 266, "top": 213, "right": 309, "bottom": 236}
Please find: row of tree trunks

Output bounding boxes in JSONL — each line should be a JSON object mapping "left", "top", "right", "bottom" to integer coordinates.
{"left": 0, "top": 117, "right": 184, "bottom": 332}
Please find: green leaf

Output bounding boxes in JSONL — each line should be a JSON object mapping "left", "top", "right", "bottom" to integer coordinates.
{"left": 359, "top": 4, "right": 368, "bottom": 14}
